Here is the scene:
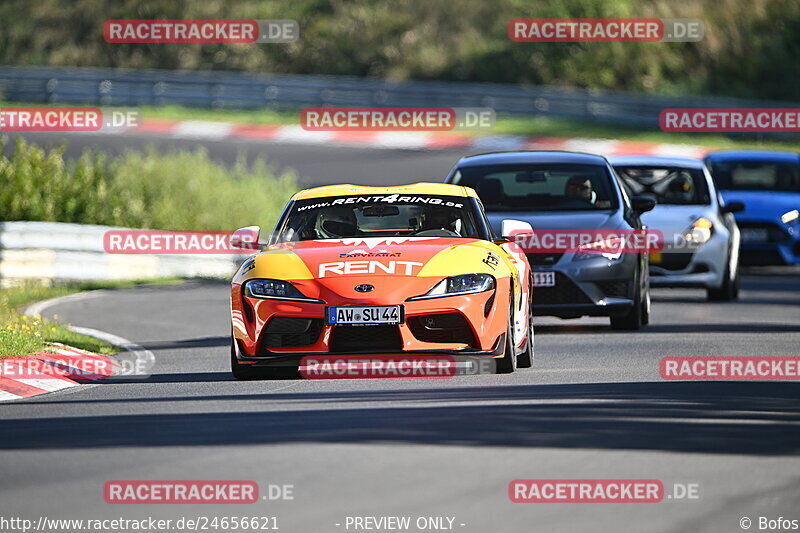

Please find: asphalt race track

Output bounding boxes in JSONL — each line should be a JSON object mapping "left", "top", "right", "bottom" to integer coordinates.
{"left": 2, "top": 132, "right": 800, "bottom": 533}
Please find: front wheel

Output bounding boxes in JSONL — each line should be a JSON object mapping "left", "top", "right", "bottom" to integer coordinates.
{"left": 641, "top": 286, "right": 651, "bottom": 326}
{"left": 707, "top": 259, "right": 739, "bottom": 301}
{"left": 495, "top": 321, "right": 517, "bottom": 374}
{"left": 517, "top": 315, "right": 534, "bottom": 369}
{"left": 610, "top": 285, "right": 644, "bottom": 331}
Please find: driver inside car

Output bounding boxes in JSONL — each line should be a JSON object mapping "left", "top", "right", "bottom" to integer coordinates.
{"left": 565, "top": 175, "right": 595, "bottom": 203}
{"left": 417, "top": 209, "right": 461, "bottom": 236}
{"left": 314, "top": 207, "right": 361, "bottom": 239}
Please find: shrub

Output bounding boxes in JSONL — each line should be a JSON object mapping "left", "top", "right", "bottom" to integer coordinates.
{"left": 0, "top": 137, "right": 298, "bottom": 231}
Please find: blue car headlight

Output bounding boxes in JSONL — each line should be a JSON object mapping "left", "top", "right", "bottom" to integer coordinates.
{"left": 410, "top": 274, "right": 495, "bottom": 300}
{"left": 781, "top": 209, "right": 799, "bottom": 225}
{"left": 244, "top": 279, "right": 321, "bottom": 302}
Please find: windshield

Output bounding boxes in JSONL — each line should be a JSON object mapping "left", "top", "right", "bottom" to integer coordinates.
{"left": 275, "top": 194, "right": 482, "bottom": 242}
{"left": 451, "top": 163, "right": 619, "bottom": 211}
{"left": 707, "top": 159, "right": 800, "bottom": 192}
{"left": 614, "top": 166, "right": 711, "bottom": 205}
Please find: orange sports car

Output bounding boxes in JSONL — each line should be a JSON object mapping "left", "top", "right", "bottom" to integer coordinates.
{"left": 229, "top": 183, "right": 534, "bottom": 378}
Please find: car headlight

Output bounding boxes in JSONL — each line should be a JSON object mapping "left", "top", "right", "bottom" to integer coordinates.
{"left": 572, "top": 236, "right": 625, "bottom": 261}
{"left": 781, "top": 209, "right": 799, "bottom": 224}
{"left": 409, "top": 274, "right": 495, "bottom": 300}
{"left": 244, "top": 279, "right": 321, "bottom": 302}
{"left": 683, "top": 217, "right": 713, "bottom": 245}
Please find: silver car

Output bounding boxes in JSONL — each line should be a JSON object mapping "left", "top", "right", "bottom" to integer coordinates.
{"left": 610, "top": 156, "right": 743, "bottom": 301}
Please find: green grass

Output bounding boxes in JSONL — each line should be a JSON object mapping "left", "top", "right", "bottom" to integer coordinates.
{"left": 0, "top": 279, "right": 182, "bottom": 358}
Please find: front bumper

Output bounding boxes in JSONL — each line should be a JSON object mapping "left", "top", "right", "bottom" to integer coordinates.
{"left": 649, "top": 232, "right": 729, "bottom": 289}
{"left": 527, "top": 252, "right": 639, "bottom": 319}
{"left": 739, "top": 241, "right": 800, "bottom": 266}
{"left": 236, "top": 343, "right": 506, "bottom": 367}
{"left": 231, "top": 277, "right": 510, "bottom": 360}
{"left": 737, "top": 219, "right": 800, "bottom": 265}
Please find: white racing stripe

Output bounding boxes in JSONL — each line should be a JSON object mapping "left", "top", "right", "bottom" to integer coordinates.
{"left": 172, "top": 120, "right": 234, "bottom": 139}
{"left": 0, "top": 390, "right": 23, "bottom": 401}
{"left": 273, "top": 125, "right": 334, "bottom": 144}
{"left": 15, "top": 378, "right": 78, "bottom": 392}
{"left": 24, "top": 290, "right": 106, "bottom": 318}
{"left": 68, "top": 326, "right": 155, "bottom": 377}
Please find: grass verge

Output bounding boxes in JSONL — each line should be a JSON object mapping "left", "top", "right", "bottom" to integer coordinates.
{"left": 1, "top": 135, "right": 299, "bottom": 231}
{"left": 0, "top": 279, "right": 182, "bottom": 358}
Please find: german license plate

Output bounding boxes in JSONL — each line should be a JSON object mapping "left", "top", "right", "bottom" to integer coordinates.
{"left": 740, "top": 228, "right": 768, "bottom": 242}
{"left": 327, "top": 305, "right": 402, "bottom": 326}
{"left": 532, "top": 272, "right": 556, "bottom": 287}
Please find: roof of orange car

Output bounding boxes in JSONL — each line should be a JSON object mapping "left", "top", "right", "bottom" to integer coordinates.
{"left": 292, "top": 182, "right": 477, "bottom": 201}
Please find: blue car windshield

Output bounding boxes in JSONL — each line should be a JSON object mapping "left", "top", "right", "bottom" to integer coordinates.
{"left": 707, "top": 159, "right": 800, "bottom": 192}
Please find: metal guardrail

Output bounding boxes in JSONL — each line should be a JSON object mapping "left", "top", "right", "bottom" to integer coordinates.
{"left": 0, "top": 222, "right": 239, "bottom": 285}
{"left": 0, "top": 65, "right": 795, "bottom": 128}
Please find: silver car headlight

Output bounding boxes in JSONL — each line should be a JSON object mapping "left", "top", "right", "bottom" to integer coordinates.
{"left": 683, "top": 217, "right": 713, "bottom": 245}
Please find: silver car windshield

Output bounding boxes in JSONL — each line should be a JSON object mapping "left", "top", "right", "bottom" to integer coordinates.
{"left": 451, "top": 163, "right": 619, "bottom": 211}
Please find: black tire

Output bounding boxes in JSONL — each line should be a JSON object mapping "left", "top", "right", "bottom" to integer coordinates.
{"left": 495, "top": 318, "right": 517, "bottom": 374}
{"left": 610, "top": 284, "right": 644, "bottom": 331}
{"left": 516, "top": 321, "right": 534, "bottom": 368}
{"left": 707, "top": 259, "right": 739, "bottom": 301}
{"left": 641, "top": 286, "right": 651, "bottom": 326}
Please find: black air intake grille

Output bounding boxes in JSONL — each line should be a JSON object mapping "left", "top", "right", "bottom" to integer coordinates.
{"left": 329, "top": 325, "right": 403, "bottom": 353}
{"left": 262, "top": 317, "right": 323, "bottom": 348}
{"left": 595, "top": 280, "right": 630, "bottom": 298}
{"left": 407, "top": 313, "right": 476, "bottom": 345}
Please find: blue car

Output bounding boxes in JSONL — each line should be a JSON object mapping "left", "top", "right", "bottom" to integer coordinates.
{"left": 704, "top": 150, "right": 800, "bottom": 266}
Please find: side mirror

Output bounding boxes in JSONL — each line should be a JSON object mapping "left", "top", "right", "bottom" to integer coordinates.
{"left": 721, "top": 201, "right": 745, "bottom": 214}
{"left": 501, "top": 219, "right": 534, "bottom": 242}
{"left": 630, "top": 196, "right": 656, "bottom": 215}
{"left": 230, "top": 226, "right": 261, "bottom": 250}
